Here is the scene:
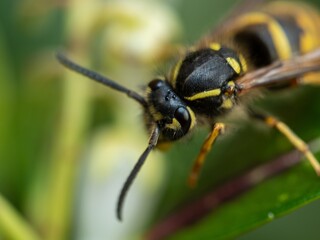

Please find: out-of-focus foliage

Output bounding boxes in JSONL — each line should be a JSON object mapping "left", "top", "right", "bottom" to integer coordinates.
{"left": 165, "top": 152, "right": 320, "bottom": 239}
{"left": 0, "top": 0, "right": 179, "bottom": 239}
{"left": 1, "top": 0, "right": 320, "bottom": 240}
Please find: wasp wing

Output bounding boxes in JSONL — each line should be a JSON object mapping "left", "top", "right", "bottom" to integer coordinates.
{"left": 237, "top": 49, "right": 320, "bottom": 93}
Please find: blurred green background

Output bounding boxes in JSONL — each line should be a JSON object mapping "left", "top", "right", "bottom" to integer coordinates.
{"left": 1, "top": 0, "right": 320, "bottom": 239}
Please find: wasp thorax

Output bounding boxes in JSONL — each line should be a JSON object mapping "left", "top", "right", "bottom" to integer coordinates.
{"left": 172, "top": 46, "right": 243, "bottom": 118}
{"left": 146, "top": 79, "right": 195, "bottom": 141}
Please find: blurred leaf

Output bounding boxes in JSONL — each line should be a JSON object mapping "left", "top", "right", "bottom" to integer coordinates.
{"left": 0, "top": 194, "right": 40, "bottom": 240}
{"left": 165, "top": 153, "right": 320, "bottom": 240}
{"left": 0, "top": 25, "right": 18, "bottom": 202}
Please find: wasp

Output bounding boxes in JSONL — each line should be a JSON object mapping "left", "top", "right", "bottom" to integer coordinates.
{"left": 57, "top": 0, "right": 320, "bottom": 221}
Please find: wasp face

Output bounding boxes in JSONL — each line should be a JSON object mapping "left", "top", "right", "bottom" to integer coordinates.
{"left": 146, "top": 79, "right": 196, "bottom": 142}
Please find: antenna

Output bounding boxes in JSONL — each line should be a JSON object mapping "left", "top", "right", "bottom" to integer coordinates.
{"left": 116, "top": 126, "right": 159, "bottom": 221}
{"left": 56, "top": 52, "right": 147, "bottom": 107}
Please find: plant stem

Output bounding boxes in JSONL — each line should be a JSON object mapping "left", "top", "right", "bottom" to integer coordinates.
{"left": 0, "top": 194, "right": 40, "bottom": 240}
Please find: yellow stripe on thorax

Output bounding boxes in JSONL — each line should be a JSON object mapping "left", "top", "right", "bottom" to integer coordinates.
{"left": 226, "top": 57, "right": 241, "bottom": 74}
{"left": 184, "top": 88, "right": 221, "bottom": 101}
{"left": 234, "top": 12, "right": 292, "bottom": 60}
{"left": 170, "top": 59, "right": 183, "bottom": 88}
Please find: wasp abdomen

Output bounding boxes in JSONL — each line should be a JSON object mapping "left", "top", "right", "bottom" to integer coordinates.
{"left": 230, "top": 2, "right": 320, "bottom": 68}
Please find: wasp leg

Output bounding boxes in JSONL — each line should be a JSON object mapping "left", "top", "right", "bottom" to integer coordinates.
{"left": 188, "top": 123, "right": 225, "bottom": 188}
{"left": 250, "top": 110, "right": 320, "bottom": 176}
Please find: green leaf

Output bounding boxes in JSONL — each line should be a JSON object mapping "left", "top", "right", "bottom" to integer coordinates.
{"left": 167, "top": 158, "right": 320, "bottom": 240}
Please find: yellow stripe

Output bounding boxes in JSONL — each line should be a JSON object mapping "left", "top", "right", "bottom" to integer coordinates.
{"left": 170, "top": 59, "right": 183, "bottom": 88}
{"left": 226, "top": 57, "right": 241, "bottom": 74}
{"left": 187, "top": 106, "right": 196, "bottom": 130}
{"left": 228, "top": 81, "right": 235, "bottom": 87}
{"left": 263, "top": 2, "right": 320, "bottom": 53}
{"left": 149, "top": 104, "right": 163, "bottom": 121}
{"left": 184, "top": 88, "right": 221, "bottom": 101}
{"left": 234, "top": 12, "right": 292, "bottom": 60}
{"left": 239, "top": 54, "right": 248, "bottom": 72}
{"left": 167, "top": 108, "right": 197, "bottom": 131}
{"left": 294, "top": 8, "right": 320, "bottom": 53}
{"left": 166, "top": 118, "right": 180, "bottom": 130}
{"left": 209, "top": 42, "right": 221, "bottom": 51}
{"left": 221, "top": 98, "right": 233, "bottom": 109}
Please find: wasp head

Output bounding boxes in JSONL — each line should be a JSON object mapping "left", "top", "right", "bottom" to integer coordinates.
{"left": 145, "top": 78, "right": 196, "bottom": 142}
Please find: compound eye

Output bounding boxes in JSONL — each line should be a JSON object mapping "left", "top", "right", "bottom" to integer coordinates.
{"left": 174, "top": 107, "right": 191, "bottom": 133}
{"left": 148, "top": 79, "right": 164, "bottom": 91}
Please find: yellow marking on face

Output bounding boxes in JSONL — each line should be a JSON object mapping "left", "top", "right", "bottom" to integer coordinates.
{"left": 239, "top": 54, "right": 248, "bottom": 72}
{"left": 221, "top": 98, "right": 233, "bottom": 109}
{"left": 166, "top": 118, "right": 180, "bottom": 130}
{"left": 209, "top": 42, "right": 221, "bottom": 51}
{"left": 149, "top": 105, "right": 163, "bottom": 121}
{"left": 226, "top": 57, "right": 241, "bottom": 74}
{"left": 234, "top": 12, "right": 292, "bottom": 60}
{"left": 145, "top": 86, "right": 152, "bottom": 95}
{"left": 167, "top": 108, "right": 196, "bottom": 132}
{"left": 184, "top": 88, "right": 221, "bottom": 101}
{"left": 170, "top": 59, "right": 183, "bottom": 88}
{"left": 187, "top": 106, "right": 196, "bottom": 130}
